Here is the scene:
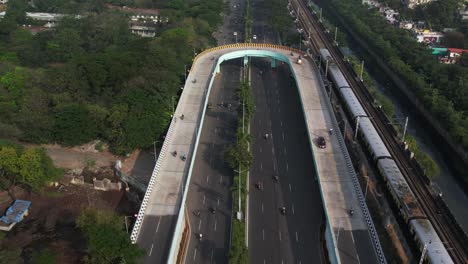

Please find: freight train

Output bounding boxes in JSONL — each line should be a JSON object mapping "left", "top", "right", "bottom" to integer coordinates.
{"left": 319, "top": 48, "right": 453, "bottom": 264}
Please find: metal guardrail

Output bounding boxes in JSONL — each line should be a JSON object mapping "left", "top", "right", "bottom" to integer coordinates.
{"left": 130, "top": 118, "right": 176, "bottom": 243}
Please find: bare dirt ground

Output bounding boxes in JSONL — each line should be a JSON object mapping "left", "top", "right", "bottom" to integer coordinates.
{"left": 32, "top": 142, "right": 120, "bottom": 170}
{"left": 0, "top": 142, "right": 143, "bottom": 263}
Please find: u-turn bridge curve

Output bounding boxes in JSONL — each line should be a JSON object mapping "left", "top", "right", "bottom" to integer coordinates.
{"left": 130, "top": 43, "right": 386, "bottom": 264}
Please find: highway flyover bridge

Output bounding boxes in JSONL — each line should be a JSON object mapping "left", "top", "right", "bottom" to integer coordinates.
{"left": 130, "top": 43, "right": 386, "bottom": 264}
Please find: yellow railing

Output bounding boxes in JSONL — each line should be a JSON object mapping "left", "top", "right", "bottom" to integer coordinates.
{"left": 192, "top": 43, "right": 305, "bottom": 66}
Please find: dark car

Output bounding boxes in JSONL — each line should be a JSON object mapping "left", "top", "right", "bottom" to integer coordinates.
{"left": 317, "top": 136, "right": 326, "bottom": 149}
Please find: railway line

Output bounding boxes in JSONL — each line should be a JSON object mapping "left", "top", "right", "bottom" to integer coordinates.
{"left": 290, "top": 0, "right": 468, "bottom": 262}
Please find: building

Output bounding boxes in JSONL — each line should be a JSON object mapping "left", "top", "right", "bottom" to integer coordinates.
{"left": 402, "top": 0, "right": 435, "bottom": 9}
{"left": 414, "top": 30, "right": 444, "bottom": 44}
{"left": 0, "top": 0, "right": 8, "bottom": 4}
{"left": 459, "top": 5, "right": 468, "bottom": 20}
{"left": 107, "top": 5, "right": 168, "bottom": 37}
{"left": 0, "top": 200, "right": 31, "bottom": 231}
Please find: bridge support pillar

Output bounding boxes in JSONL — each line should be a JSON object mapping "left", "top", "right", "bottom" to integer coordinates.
{"left": 243, "top": 55, "right": 249, "bottom": 66}
{"left": 271, "top": 58, "right": 277, "bottom": 68}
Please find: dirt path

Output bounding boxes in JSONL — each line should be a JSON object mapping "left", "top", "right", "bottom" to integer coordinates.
{"left": 24, "top": 142, "right": 120, "bottom": 170}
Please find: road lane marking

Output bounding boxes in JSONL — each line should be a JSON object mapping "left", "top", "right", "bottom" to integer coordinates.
{"left": 282, "top": 260, "right": 284, "bottom": 264}
{"left": 198, "top": 219, "right": 202, "bottom": 230}
{"left": 286, "top": 163, "right": 289, "bottom": 172}
{"left": 296, "top": 232, "right": 299, "bottom": 242}
{"left": 273, "top": 163, "right": 276, "bottom": 172}
{"left": 211, "top": 249, "right": 214, "bottom": 262}
{"left": 262, "top": 229, "right": 265, "bottom": 240}
{"left": 149, "top": 244, "right": 154, "bottom": 256}
{"left": 217, "top": 198, "right": 220, "bottom": 206}
{"left": 203, "top": 195, "right": 206, "bottom": 205}
{"left": 278, "top": 108, "right": 280, "bottom": 113}
{"left": 289, "top": 184, "right": 292, "bottom": 192}
{"left": 260, "top": 147, "right": 262, "bottom": 153}
{"left": 260, "top": 163, "right": 263, "bottom": 171}
{"left": 155, "top": 217, "right": 161, "bottom": 234}
{"left": 279, "top": 231, "right": 282, "bottom": 241}
{"left": 284, "top": 148, "right": 287, "bottom": 154}
{"left": 280, "top": 121, "right": 283, "bottom": 127}
{"left": 206, "top": 175, "right": 210, "bottom": 183}
{"left": 214, "top": 219, "right": 217, "bottom": 231}
{"left": 282, "top": 132, "right": 285, "bottom": 141}
{"left": 292, "top": 204, "right": 295, "bottom": 215}
{"left": 193, "top": 249, "right": 197, "bottom": 260}
{"left": 219, "top": 176, "right": 223, "bottom": 184}
{"left": 261, "top": 202, "right": 264, "bottom": 213}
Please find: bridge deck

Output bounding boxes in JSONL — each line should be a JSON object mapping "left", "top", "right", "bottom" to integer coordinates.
{"left": 131, "top": 44, "right": 382, "bottom": 264}
{"left": 293, "top": 55, "right": 381, "bottom": 263}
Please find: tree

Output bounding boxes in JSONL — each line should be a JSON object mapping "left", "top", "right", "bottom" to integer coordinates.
{"left": 18, "top": 148, "right": 62, "bottom": 191}
{"left": 47, "top": 28, "right": 83, "bottom": 62}
{"left": 0, "top": 66, "right": 28, "bottom": 101}
{"left": 0, "top": 147, "right": 20, "bottom": 199}
{"left": 76, "top": 209, "right": 144, "bottom": 264}
{"left": 53, "top": 104, "right": 98, "bottom": 146}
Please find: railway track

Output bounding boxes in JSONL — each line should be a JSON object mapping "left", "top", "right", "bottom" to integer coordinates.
{"left": 291, "top": 0, "right": 468, "bottom": 262}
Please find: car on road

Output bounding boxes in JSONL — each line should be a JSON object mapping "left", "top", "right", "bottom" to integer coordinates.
{"left": 255, "top": 181, "right": 263, "bottom": 190}
{"left": 317, "top": 136, "right": 326, "bottom": 149}
{"left": 280, "top": 207, "right": 286, "bottom": 215}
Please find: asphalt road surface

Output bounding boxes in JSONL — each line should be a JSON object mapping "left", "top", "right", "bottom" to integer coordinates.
{"left": 248, "top": 57, "right": 325, "bottom": 264}
{"left": 184, "top": 59, "right": 243, "bottom": 264}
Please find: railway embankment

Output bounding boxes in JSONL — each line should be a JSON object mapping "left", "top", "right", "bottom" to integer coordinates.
{"left": 314, "top": 0, "right": 468, "bottom": 189}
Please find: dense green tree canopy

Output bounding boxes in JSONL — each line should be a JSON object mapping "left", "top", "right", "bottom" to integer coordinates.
{"left": 0, "top": 0, "right": 224, "bottom": 154}
{"left": 76, "top": 209, "right": 144, "bottom": 264}
{"left": 0, "top": 143, "right": 62, "bottom": 193}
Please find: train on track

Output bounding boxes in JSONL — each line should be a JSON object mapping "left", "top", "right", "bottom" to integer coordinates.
{"left": 319, "top": 48, "right": 454, "bottom": 264}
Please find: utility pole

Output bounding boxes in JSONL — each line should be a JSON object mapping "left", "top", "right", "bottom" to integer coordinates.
{"left": 153, "top": 141, "right": 159, "bottom": 163}
{"left": 325, "top": 59, "right": 329, "bottom": 77}
{"left": 171, "top": 96, "right": 175, "bottom": 115}
{"left": 359, "top": 60, "right": 365, "bottom": 81}
{"left": 354, "top": 116, "right": 361, "bottom": 141}
{"left": 334, "top": 27, "right": 338, "bottom": 46}
{"left": 402, "top": 117, "right": 409, "bottom": 143}
{"left": 319, "top": 8, "right": 322, "bottom": 22}
{"left": 364, "top": 175, "right": 369, "bottom": 199}
{"left": 184, "top": 64, "right": 187, "bottom": 83}
{"left": 342, "top": 120, "right": 348, "bottom": 138}
{"left": 299, "top": 35, "right": 302, "bottom": 51}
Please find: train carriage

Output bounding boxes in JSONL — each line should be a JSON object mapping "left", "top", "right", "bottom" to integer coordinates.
{"left": 338, "top": 87, "right": 368, "bottom": 120}
{"left": 409, "top": 219, "right": 454, "bottom": 264}
{"left": 358, "top": 117, "right": 392, "bottom": 160}
{"left": 377, "top": 159, "right": 426, "bottom": 221}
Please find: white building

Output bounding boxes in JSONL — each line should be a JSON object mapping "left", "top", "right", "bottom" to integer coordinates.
{"left": 415, "top": 31, "right": 444, "bottom": 43}
{"left": 402, "top": 0, "right": 435, "bottom": 9}
{"left": 0, "top": 0, "right": 8, "bottom": 4}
